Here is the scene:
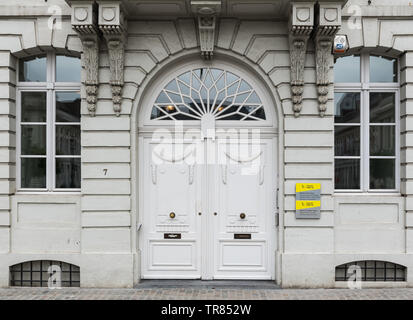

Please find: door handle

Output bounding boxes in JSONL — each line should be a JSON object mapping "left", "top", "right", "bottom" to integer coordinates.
{"left": 240, "top": 213, "right": 246, "bottom": 219}
{"left": 169, "top": 212, "right": 176, "bottom": 219}
{"left": 214, "top": 212, "right": 217, "bottom": 216}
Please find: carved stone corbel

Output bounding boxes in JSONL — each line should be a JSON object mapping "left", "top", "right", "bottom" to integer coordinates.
{"left": 98, "top": 1, "right": 127, "bottom": 116}
{"left": 314, "top": 3, "right": 342, "bottom": 117}
{"left": 70, "top": 1, "right": 100, "bottom": 116}
{"left": 289, "top": 2, "right": 314, "bottom": 117}
{"left": 191, "top": 1, "right": 222, "bottom": 60}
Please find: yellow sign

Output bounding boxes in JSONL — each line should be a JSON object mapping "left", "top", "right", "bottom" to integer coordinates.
{"left": 296, "top": 183, "right": 321, "bottom": 193}
{"left": 295, "top": 200, "right": 321, "bottom": 210}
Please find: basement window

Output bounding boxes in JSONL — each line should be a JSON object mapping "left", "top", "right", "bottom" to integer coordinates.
{"left": 335, "top": 260, "right": 406, "bottom": 282}
{"left": 10, "top": 260, "right": 80, "bottom": 287}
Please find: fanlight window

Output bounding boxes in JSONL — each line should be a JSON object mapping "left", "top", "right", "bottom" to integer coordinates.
{"left": 151, "top": 68, "right": 266, "bottom": 121}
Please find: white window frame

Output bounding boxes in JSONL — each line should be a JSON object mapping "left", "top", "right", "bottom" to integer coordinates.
{"left": 334, "top": 53, "right": 400, "bottom": 193}
{"left": 16, "top": 51, "right": 81, "bottom": 192}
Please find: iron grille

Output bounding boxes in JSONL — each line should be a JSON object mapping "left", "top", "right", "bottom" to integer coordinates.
{"left": 335, "top": 260, "right": 406, "bottom": 282}
{"left": 9, "top": 260, "right": 80, "bottom": 287}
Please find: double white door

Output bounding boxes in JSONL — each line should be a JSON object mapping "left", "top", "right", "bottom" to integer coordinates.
{"left": 139, "top": 134, "right": 277, "bottom": 279}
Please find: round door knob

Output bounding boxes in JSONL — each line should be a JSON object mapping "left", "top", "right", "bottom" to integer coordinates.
{"left": 240, "top": 213, "right": 246, "bottom": 219}
{"left": 169, "top": 212, "right": 176, "bottom": 219}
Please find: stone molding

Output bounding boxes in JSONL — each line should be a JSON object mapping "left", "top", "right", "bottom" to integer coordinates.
{"left": 98, "top": 1, "right": 127, "bottom": 116}
{"left": 70, "top": 1, "right": 100, "bottom": 116}
{"left": 289, "top": 2, "right": 314, "bottom": 117}
{"left": 315, "top": 3, "right": 342, "bottom": 117}
{"left": 191, "top": 1, "right": 222, "bottom": 60}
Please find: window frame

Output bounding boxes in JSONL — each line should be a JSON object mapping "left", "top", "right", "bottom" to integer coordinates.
{"left": 16, "top": 51, "right": 81, "bottom": 192}
{"left": 334, "top": 53, "right": 400, "bottom": 193}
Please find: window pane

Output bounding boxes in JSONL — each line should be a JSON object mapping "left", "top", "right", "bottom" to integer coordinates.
{"left": 334, "top": 55, "right": 360, "bottom": 83}
{"left": 19, "top": 56, "right": 46, "bottom": 82}
{"left": 56, "top": 92, "right": 81, "bottom": 122}
{"left": 370, "top": 55, "right": 397, "bottom": 82}
{"left": 370, "top": 126, "right": 395, "bottom": 156}
{"left": 21, "top": 125, "right": 46, "bottom": 155}
{"left": 56, "top": 55, "right": 81, "bottom": 82}
{"left": 21, "top": 158, "right": 46, "bottom": 188}
{"left": 56, "top": 158, "right": 80, "bottom": 188}
{"left": 335, "top": 92, "right": 360, "bottom": 123}
{"left": 335, "top": 126, "right": 360, "bottom": 156}
{"left": 56, "top": 125, "right": 80, "bottom": 155}
{"left": 21, "top": 92, "right": 46, "bottom": 122}
{"left": 370, "top": 92, "right": 395, "bottom": 123}
{"left": 335, "top": 159, "right": 360, "bottom": 189}
{"left": 370, "top": 159, "right": 395, "bottom": 189}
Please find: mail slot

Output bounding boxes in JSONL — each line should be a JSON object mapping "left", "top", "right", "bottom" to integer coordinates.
{"left": 164, "top": 233, "right": 181, "bottom": 239}
{"left": 234, "top": 233, "right": 251, "bottom": 240}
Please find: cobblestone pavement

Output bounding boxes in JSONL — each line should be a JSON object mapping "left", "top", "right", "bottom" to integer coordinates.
{"left": 1, "top": 287, "right": 413, "bottom": 300}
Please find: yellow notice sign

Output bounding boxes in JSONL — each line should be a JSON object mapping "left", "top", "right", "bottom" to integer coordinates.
{"left": 296, "top": 183, "right": 321, "bottom": 218}
{"left": 295, "top": 183, "right": 321, "bottom": 193}
{"left": 296, "top": 201, "right": 321, "bottom": 210}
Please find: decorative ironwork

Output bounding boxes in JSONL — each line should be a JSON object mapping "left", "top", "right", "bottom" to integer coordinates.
{"left": 10, "top": 260, "right": 80, "bottom": 287}
{"left": 151, "top": 68, "right": 266, "bottom": 121}
{"left": 335, "top": 260, "right": 406, "bottom": 282}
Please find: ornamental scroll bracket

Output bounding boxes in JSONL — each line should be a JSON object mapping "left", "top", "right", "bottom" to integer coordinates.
{"left": 191, "top": 1, "right": 222, "bottom": 60}
{"left": 98, "top": 1, "right": 127, "bottom": 116}
{"left": 70, "top": 1, "right": 100, "bottom": 116}
{"left": 289, "top": 2, "right": 314, "bottom": 117}
{"left": 314, "top": 3, "right": 342, "bottom": 117}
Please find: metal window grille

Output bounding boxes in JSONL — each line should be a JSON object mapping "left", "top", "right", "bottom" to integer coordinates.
{"left": 335, "top": 260, "right": 406, "bottom": 282}
{"left": 9, "top": 260, "right": 80, "bottom": 287}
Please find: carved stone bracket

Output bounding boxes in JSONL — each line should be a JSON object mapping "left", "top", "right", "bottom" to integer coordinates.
{"left": 289, "top": 2, "right": 314, "bottom": 117}
{"left": 98, "top": 2, "right": 127, "bottom": 116}
{"left": 315, "top": 3, "right": 342, "bottom": 117}
{"left": 70, "top": 1, "right": 100, "bottom": 116}
{"left": 191, "top": 1, "right": 222, "bottom": 60}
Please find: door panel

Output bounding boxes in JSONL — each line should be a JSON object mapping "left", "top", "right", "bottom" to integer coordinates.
{"left": 211, "top": 138, "right": 276, "bottom": 279}
{"left": 141, "top": 138, "right": 202, "bottom": 278}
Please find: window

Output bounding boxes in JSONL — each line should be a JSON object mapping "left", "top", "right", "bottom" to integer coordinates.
{"left": 151, "top": 68, "right": 266, "bottom": 121}
{"left": 10, "top": 260, "right": 80, "bottom": 287}
{"left": 17, "top": 52, "right": 81, "bottom": 191}
{"left": 334, "top": 54, "right": 399, "bottom": 191}
{"left": 335, "top": 260, "right": 406, "bottom": 282}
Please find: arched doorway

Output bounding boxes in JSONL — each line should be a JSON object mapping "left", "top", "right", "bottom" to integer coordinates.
{"left": 138, "top": 59, "right": 278, "bottom": 280}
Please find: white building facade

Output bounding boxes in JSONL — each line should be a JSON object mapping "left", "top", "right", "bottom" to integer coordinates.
{"left": 0, "top": 0, "right": 412, "bottom": 288}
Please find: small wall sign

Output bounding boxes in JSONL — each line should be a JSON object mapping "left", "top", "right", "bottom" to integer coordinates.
{"left": 164, "top": 233, "right": 181, "bottom": 239}
{"left": 234, "top": 234, "right": 252, "bottom": 239}
{"left": 295, "top": 183, "right": 321, "bottom": 219}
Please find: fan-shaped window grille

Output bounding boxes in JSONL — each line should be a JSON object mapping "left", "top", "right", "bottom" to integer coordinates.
{"left": 151, "top": 68, "right": 266, "bottom": 121}
{"left": 335, "top": 260, "right": 406, "bottom": 282}
{"left": 10, "top": 260, "right": 80, "bottom": 287}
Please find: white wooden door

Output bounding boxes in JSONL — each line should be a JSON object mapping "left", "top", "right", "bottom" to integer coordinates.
{"left": 140, "top": 137, "right": 203, "bottom": 279}
{"left": 209, "top": 137, "right": 276, "bottom": 279}
{"left": 140, "top": 135, "right": 276, "bottom": 279}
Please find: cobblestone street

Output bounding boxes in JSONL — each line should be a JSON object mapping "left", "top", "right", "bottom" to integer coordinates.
{"left": 1, "top": 287, "right": 413, "bottom": 300}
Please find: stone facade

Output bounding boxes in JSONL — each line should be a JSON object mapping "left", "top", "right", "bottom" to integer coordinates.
{"left": 0, "top": 0, "right": 412, "bottom": 288}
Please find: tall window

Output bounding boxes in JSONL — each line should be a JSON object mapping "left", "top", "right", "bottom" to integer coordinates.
{"left": 17, "top": 52, "right": 81, "bottom": 191}
{"left": 334, "top": 53, "right": 399, "bottom": 191}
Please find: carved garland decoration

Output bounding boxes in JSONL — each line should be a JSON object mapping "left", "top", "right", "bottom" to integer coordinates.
{"left": 74, "top": 26, "right": 100, "bottom": 117}
{"left": 289, "top": 27, "right": 312, "bottom": 117}
{"left": 100, "top": 23, "right": 127, "bottom": 116}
